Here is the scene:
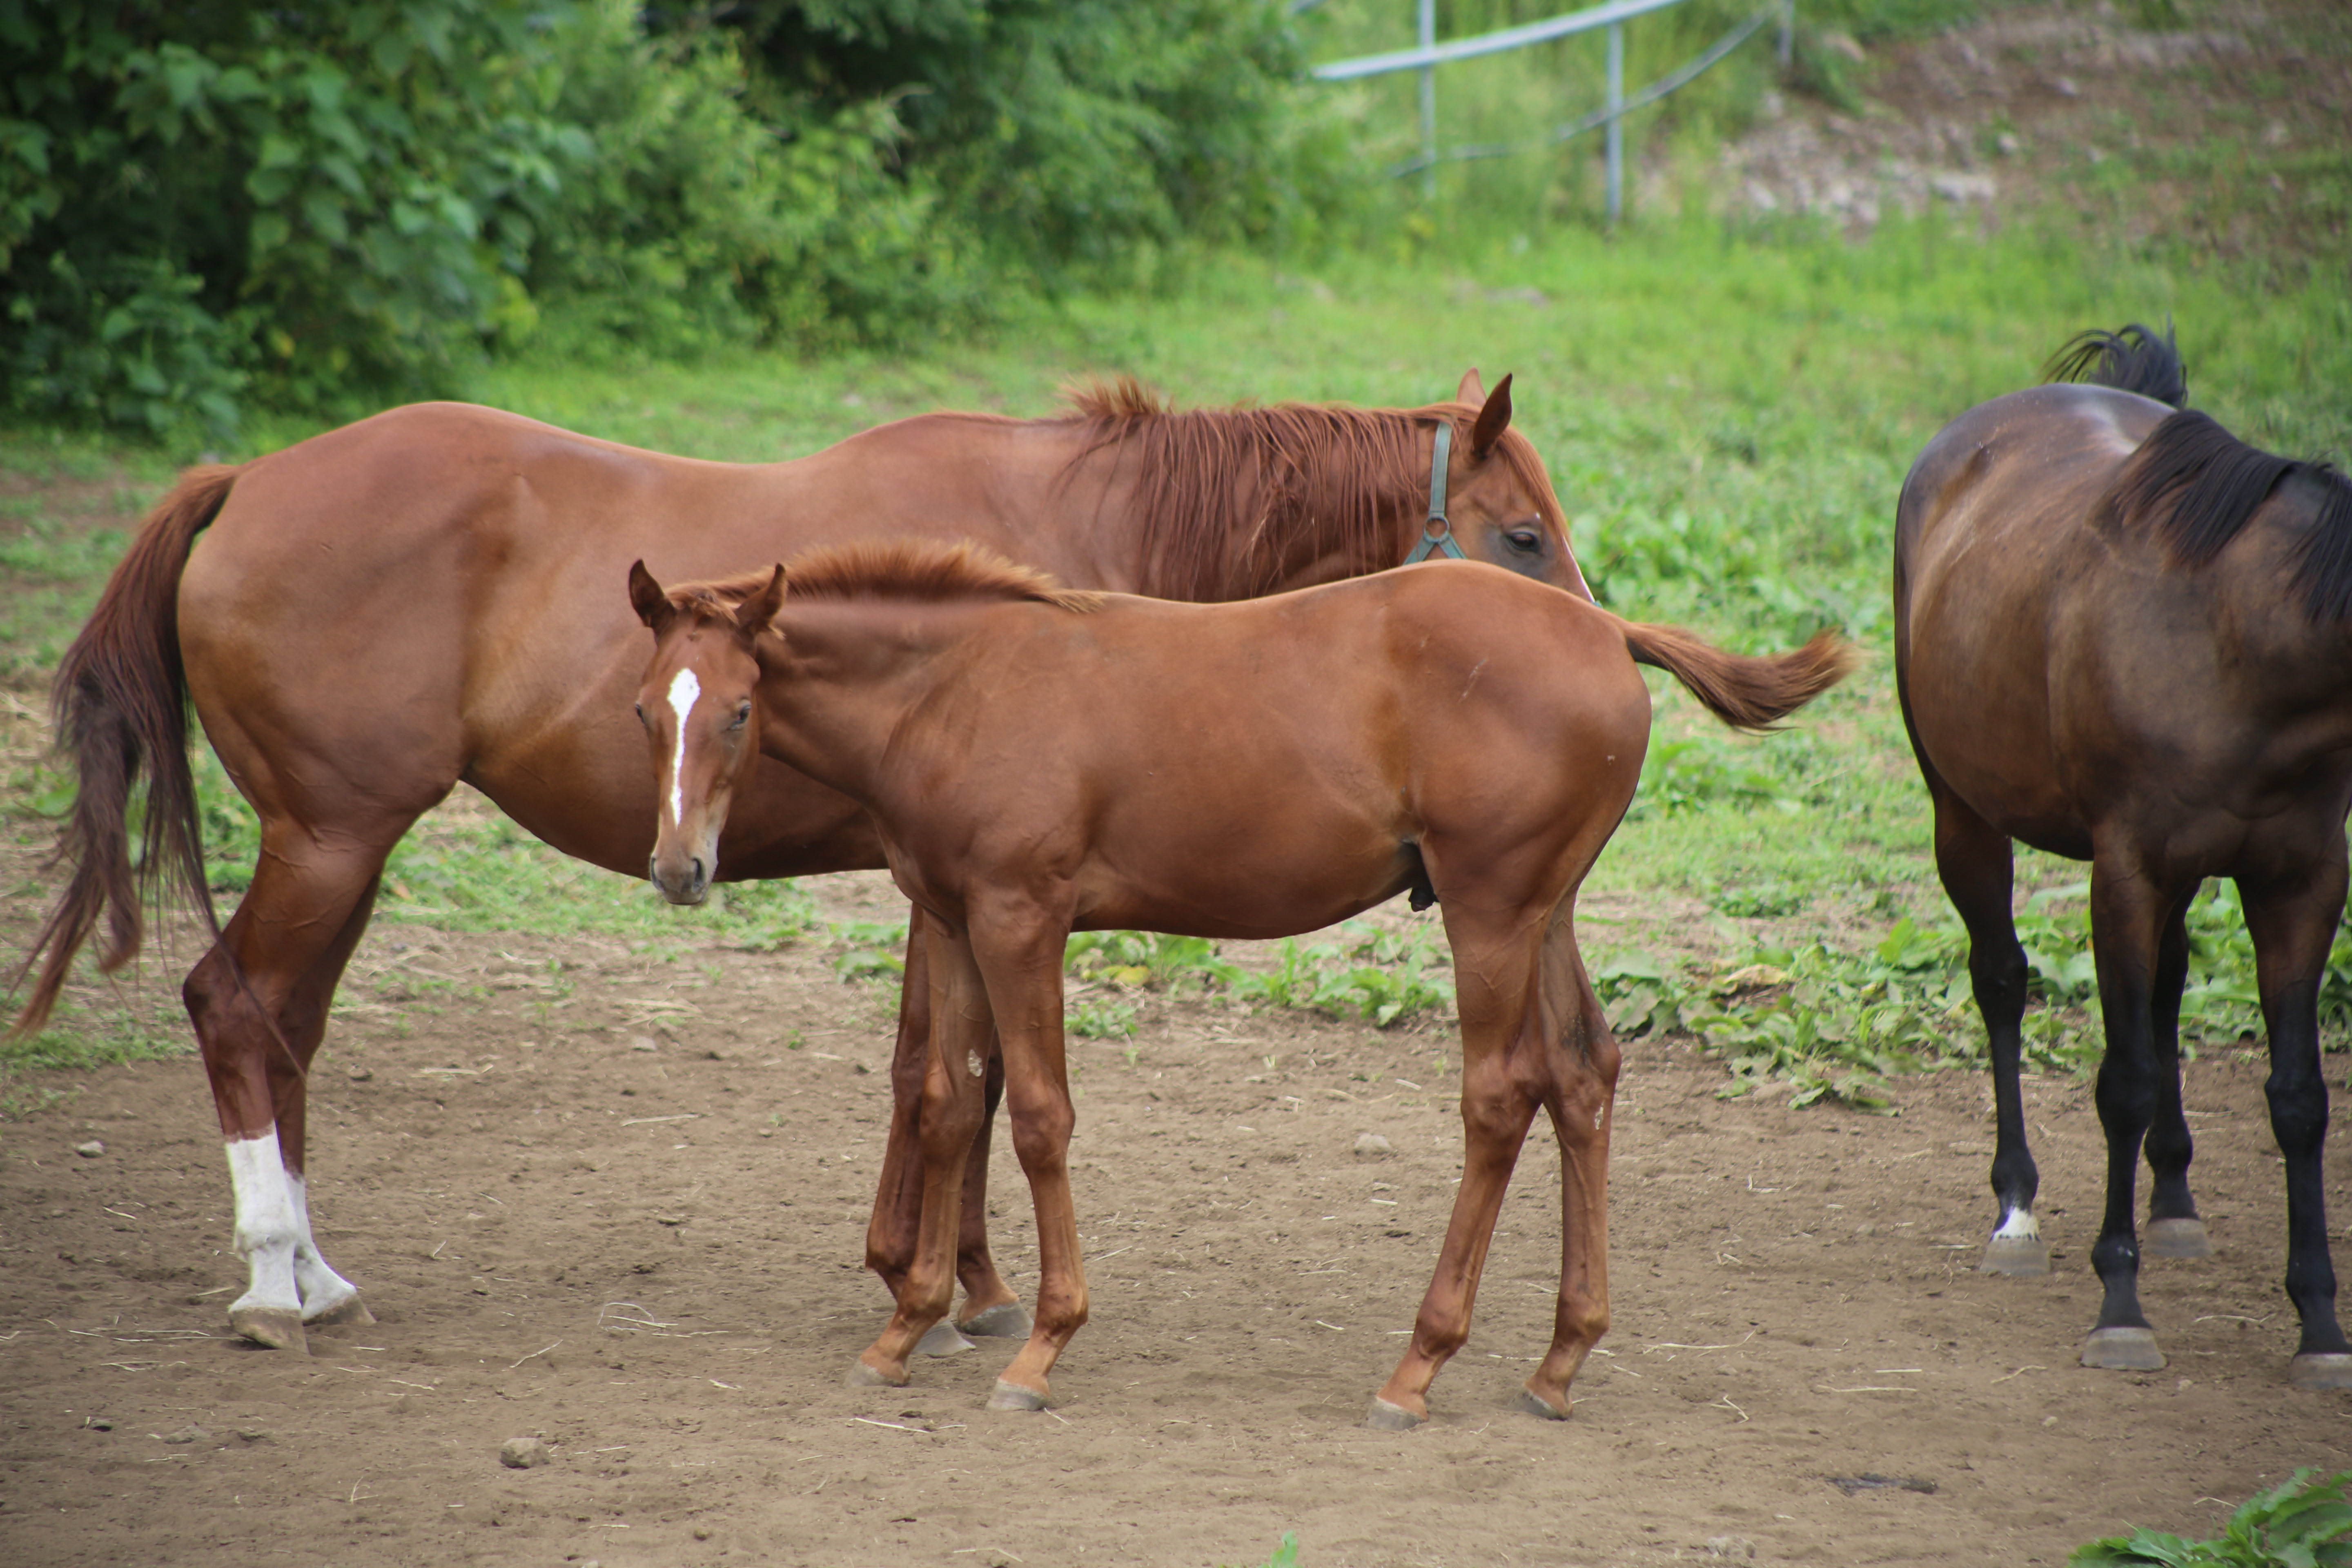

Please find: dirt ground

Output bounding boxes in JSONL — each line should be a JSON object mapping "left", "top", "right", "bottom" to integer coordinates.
{"left": 2, "top": 858, "right": 2348, "bottom": 1568}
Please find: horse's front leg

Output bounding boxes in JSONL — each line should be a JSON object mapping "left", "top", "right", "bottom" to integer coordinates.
{"left": 2239, "top": 856, "right": 2352, "bottom": 1389}
{"left": 967, "top": 903, "right": 1088, "bottom": 1412}
{"left": 866, "top": 907, "right": 1026, "bottom": 1356}
{"left": 1519, "top": 911, "right": 1620, "bottom": 1420}
{"left": 2078, "top": 855, "right": 2181, "bottom": 1370}
{"left": 850, "top": 915, "right": 991, "bottom": 1388}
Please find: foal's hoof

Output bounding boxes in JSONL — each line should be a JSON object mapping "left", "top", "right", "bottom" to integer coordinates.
{"left": 229, "top": 1306, "right": 309, "bottom": 1354}
{"left": 1979, "top": 1236, "right": 2051, "bottom": 1276}
{"left": 960, "top": 1303, "right": 1033, "bottom": 1339}
{"left": 1512, "top": 1387, "right": 1571, "bottom": 1422}
{"left": 2288, "top": 1353, "right": 2352, "bottom": 1392}
{"left": 2079, "top": 1327, "right": 2165, "bottom": 1371}
{"left": 986, "top": 1379, "right": 1050, "bottom": 1412}
{"left": 305, "top": 1292, "right": 376, "bottom": 1329}
{"left": 1363, "top": 1397, "right": 1423, "bottom": 1431}
{"left": 2143, "top": 1218, "right": 2212, "bottom": 1260}
{"left": 915, "top": 1321, "right": 978, "bottom": 1358}
{"left": 846, "top": 1359, "right": 909, "bottom": 1389}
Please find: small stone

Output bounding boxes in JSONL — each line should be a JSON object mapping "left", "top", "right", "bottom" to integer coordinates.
{"left": 74, "top": 1141, "right": 104, "bottom": 1158}
{"left": 693, "top": 1526, "right": 713, "bottom": 1541}
{"left": 853, "top": 1062, "right": 871, "bottom": 1075}
{"left": 498, "top": 1436, "right": 550, "bottom": 1469}
{"left": 2053, "top": 75, "right": 2080, "bottom": 97}
{"left": 235, "top": 1429, "right": 270, "bottom": 1443}
{"left": 347, "top": 1066, "right": 373, "bottom": 1082}
{"left": 85, "top": 1417, "right": 113, "bottom": 1431}
{"left": 629, "top": 1036, "right": 659, "bottom": 1053}
{"left": 1996, "top": 132, "right": 2022, "bottom": 156}
{"left": 160, "top": 1425, "right": 209, "bottom": 1445}
{"left": 1707, "top": 1537, "right": 1757, "bottom": 1560}
{"left": 1353, "top": 1132, "right": 1393, "bottom": 1159}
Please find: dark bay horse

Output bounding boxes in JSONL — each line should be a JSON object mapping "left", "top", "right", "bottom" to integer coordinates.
{"left": 630, "top": 543, "right": 1852, "bottom": 1423}
{"left": 16, "top": 371, "right": 1595, "bottom": 1354}
{"left": 1895, "top": 323, "right": 2352, "bottom": 1389}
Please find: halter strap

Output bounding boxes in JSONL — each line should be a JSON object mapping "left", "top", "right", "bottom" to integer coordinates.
{"left": 1404, "top": 420, "right": 1467, "bottom": 564}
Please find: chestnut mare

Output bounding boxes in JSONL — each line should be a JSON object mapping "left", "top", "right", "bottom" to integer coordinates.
{"left": 630, "top": 543, "right": 1851, "bottom": 1423}
{"left": 15, "top": 371, "right": 1595, "bottom": 1354}
{"left": 1895, "top": 323, "right": 2352, "bottom": 1388}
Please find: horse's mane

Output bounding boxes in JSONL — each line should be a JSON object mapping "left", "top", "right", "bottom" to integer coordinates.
{"left": 1055, "top": 376, "right": 1566, "bottom": 601}
{"left": 666, "top": 541, "right": 1104, "bottom": 624}
{"left": 2096, "top": 409, "right": 2352, "bottom": 620}
{"left": 2044, "top": 321, "right": 2188, "bottom": 409}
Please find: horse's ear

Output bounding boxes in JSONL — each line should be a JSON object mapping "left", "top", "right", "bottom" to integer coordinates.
{"left": 628, "top": 560, "right": 673, "bottom": 633}
{"left": 733, "top": 564, "right": 787, "bottom": 637}
{"left": 1470, "top": 372, "right": 1514, "bottom": 458}
{"left": 1454, "top": 368, "right": 1486, "bottom": 405}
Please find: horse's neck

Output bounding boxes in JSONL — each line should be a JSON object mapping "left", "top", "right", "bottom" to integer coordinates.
{"left": 754, "top": 602, "right": 988, "bottom": 797}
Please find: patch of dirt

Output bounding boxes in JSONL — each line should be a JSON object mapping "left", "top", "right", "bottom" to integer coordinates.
{"left": 1721, "top": 0, "right": 2349, "bottom": 253}
{"left": 2, "top": 868, "right": 2347, "bottom": 1568}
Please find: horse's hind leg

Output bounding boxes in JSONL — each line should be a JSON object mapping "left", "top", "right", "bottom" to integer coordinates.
{"left": 1519, "top": 905, "right": 1620, "bottom": 1422}
{"left": 185, "top": 824, "right": 405, "bottom": 1352}
{"left": 2142, "top": 900, "right": 2211, "bottom": 1258}
{"left": 2238, "top": 856, "right": 2352, "bottom": 1388}
{"left": 1927, "top": 781, "right": 2042, "bottom": 1274}
{"left": 1370, "top": 899, "right": 1547, "bottom": 1430}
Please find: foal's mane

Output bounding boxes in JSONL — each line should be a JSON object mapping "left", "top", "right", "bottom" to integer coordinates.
{"left": 1055, "top": 376, "right": 1566, "bottom": 601}
{"left": 666, "top": 540, "right": 1104, "bottom": 626}
{"left": 2096, "top": 410, "right": 2352, "bottom": 620}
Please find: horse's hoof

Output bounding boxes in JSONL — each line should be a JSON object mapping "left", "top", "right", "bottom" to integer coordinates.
{"left": 986, "top": 1379, "right": 1049, "bottom": 1412}
{"left": 960, "top": 1302, "right": 1033, "bottom": 1339}
{"left": 305, "top": 1292, "right": 376, "bottom": 1329}
{"left": 229, "top": 1306, "right": 309, "bottom": 1354}
{"left": 1980, "top": 1236, "right": 2051, "bottom": 1276}
{"left": 1364, "top": 1397, "right": 1423, "bottom": 1431}
{"left": 846, "top": 1359, "right": 908, "bottom": 1389}
{"left": 2288, "top": 1353, "right": 2352, "bottom": 1392}
{"left": 2080, "top": 1327, "right": 2165, "bottom": 1371}
{"left": 1512, "top": 1387, "right": 1571, "bottom": 1422}
{"left": 2143, "top": 1218, "right": 2212, "bottom": 1260}
{"left": 915, "top": 1321, "right": 977, "bottom": 1358}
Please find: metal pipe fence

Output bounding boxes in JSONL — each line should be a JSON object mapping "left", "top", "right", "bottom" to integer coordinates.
{"left": 1308, "top": 0, "right": 1796, "bottom": 224}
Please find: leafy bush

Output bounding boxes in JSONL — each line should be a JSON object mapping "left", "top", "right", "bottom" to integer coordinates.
{"left": 2072, "top": 1469, "right": 2352, "bottom": 1567}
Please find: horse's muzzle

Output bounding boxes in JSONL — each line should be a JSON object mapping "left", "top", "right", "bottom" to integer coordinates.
{"left": 648, "top": 851, "right": 711, "bottom": 906}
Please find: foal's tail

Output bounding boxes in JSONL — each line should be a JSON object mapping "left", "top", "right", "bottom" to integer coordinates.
{"left": 11, "top": 464, "right": 243, "bottom": 1037}
{"left": 1620, "top": 622, "right": 1855, "bottom": 732}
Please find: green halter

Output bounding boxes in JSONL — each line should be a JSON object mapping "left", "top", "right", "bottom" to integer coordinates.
{"left": 1403, "top": 420, "right": 1468, "bottom": 564}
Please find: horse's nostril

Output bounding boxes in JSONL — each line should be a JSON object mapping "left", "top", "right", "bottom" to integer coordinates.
{"left": 691, "top": 858, "right": 707, "bottom": 889}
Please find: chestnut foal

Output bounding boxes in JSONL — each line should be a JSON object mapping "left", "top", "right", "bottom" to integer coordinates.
{"left": 631, "top": 542, "right": 1849, "bottom": 1423}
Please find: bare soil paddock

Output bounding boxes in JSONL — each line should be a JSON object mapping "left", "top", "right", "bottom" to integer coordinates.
{"left": 2, "top": 869, "right": 2347, "bottom": 1568}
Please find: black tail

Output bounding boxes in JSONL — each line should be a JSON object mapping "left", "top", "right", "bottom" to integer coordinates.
{"left": 2043, "top": 322, "right": 2187, "bottom": 409}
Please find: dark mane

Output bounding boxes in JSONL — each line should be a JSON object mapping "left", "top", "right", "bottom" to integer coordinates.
{"left": 666, "top": 541, "right": 1104, "bottom": 624}
{"left": 2044, "top": 322, "right": 2188, "bottom": 409}
{"left": 1055, "top": 377, "right": 1566, "bottom": 601}
{"left": 2097, "top": 409, "right": 2352, "bottom": 620}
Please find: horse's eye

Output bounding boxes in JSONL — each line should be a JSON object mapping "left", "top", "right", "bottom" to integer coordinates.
{"left": 633, "top": 702, "right": 646, "bottom": 726}
{"left": 1505, "top": 529, "right": 1541, "bottom": 554}
{"left": 729, "top": 701, "right": 751, "bottom": 731}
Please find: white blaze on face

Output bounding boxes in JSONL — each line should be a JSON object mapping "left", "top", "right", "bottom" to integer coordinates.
{"left": 665, "top": 666, "right": 702, "bottom": 826}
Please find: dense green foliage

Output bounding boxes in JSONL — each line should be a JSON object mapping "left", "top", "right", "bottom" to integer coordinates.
{"left": 0, "top": 0, "right": 1339, "bottom": 439}
{"left": 2072, "top": 1470, "right": 2352, "bottom": 1568}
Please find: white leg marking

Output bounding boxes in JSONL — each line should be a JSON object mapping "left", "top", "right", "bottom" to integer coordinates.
{"left": 285, "top": 1167, "right": 362, "bottom": 1317}
{"left": 225, "top": 1132, "right": 302, "bottom": 1317}
{"left": 665, "top": 667, "right": 701, "bottom": 827}
{"left": 1993, "top": 1208, "right": 2041, "bottom": 1240}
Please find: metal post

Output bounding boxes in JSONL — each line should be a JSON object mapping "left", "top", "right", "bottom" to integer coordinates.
{"left": 1778, "top": 0, "right": 1794, "bottom": 68}
{"left": 1605, "top": 20, "right": 1624, "bottom": 226}
{"left": 1418, "top": 0, "right": 1437, "bottom": 197}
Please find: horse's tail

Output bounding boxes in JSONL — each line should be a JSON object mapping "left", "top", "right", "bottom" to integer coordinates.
{"left": 1620, "top": 622, "right": 1856, "bottom": 732}
{"left": 2043, "top": 322, "right": 2187, "bottom": 410}
{"left": 11, "top": 463, "right": 243, "bottom": 1038}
